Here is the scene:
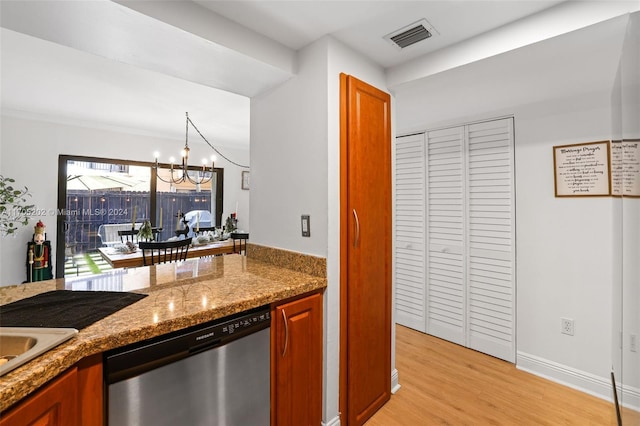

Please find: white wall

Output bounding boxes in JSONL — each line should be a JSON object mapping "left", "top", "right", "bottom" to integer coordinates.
{"left": 0, "top": 114, "right": 248, "bottom": 286}
{"left": 393, "top": 16, "right": 628, "bottom": 401}
{"left": 619, "top": 11, "right": 640, "bottom": 406}
{"left": 250, "top": 35, "right": 387, "bottom": 425}
{"left": 250, "top": 39, "right": 328, "bottom": 257}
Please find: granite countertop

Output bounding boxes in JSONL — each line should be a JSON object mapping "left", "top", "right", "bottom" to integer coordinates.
{"left": 0, "top": 253, "right": 326, "bottom": 413}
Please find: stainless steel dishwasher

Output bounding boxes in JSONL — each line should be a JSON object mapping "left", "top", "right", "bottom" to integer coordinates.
{"left": 105, "top": 305, "right": 270, "bottom": 426}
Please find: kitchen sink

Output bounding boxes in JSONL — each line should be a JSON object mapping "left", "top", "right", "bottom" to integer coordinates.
{"left": 0, "top": 328, "right": 78, "bottom": 376}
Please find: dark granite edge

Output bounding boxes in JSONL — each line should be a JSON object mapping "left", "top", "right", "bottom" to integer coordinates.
{"left": 246, "top": 243, "right": 327, "bottom": 277}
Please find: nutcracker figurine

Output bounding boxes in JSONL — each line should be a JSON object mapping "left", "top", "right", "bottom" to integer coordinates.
{"left": 26, "top": 220, "right": 53, "bottom": 282}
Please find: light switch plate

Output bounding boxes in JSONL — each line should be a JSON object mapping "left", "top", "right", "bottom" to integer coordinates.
{"left": 301, "top": 215, "right": 310, "bottom": 237}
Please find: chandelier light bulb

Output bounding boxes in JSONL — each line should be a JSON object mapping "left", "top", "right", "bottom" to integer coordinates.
{"left": 169, "top": 156, "right": 176, "bottom": 164}
{"left": 153, "top": 151, "right": 160, "bottom": 160}
{"left": 201, "top": 158, "right": 208, "bottom": 165}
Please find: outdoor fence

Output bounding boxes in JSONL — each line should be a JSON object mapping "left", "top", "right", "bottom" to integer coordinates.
{"left": 65, "top": 190, "right": 212, "bottom": 253}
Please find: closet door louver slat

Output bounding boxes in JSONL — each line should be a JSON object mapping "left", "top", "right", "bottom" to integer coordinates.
{"left": 394, "top": 134, "right": 426, "bottom": 331}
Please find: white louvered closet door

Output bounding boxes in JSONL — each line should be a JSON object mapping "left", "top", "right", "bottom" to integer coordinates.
{"left": 466, "top": 118, "right": 515, "bottom": 362}
{"left": 394, "top": 118, "right": 515, "bottom": 362}
{"left": 425, "top": 126, "right": 466, "bottom": 346}
{"left": 394, "top": 133, "right": 426, "bottom": 332}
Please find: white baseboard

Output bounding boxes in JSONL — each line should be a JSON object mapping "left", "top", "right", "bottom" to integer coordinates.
{"left": 517, "top": 351, "right": 640, "bottom": 412}
{"left": 619, "top": 382, "right": 640, "bottom": 413}
{"left": 391, "top": 368, "right": 401, "bottom": 394}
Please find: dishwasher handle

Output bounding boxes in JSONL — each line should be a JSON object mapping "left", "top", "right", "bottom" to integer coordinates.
{"left": 189, "top": 338, "right": 222, "bottom": 355}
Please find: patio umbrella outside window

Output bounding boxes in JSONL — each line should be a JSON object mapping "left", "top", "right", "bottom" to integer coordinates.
{"left": 66, "top": 175, "right": 148, "bottom": 191}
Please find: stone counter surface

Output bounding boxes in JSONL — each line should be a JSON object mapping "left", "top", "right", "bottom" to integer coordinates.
{"left": 0, "top": 252, "right": 326, "bottom": 413}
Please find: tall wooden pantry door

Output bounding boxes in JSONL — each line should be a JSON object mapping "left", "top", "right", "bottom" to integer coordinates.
{"left": 340, "top": 74, "right": 392, "bottom": 426}
{"left": 395, "top": 118, "right": 516, "bottom": 363}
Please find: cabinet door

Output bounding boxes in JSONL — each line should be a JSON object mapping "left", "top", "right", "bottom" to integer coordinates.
{"left": 272, "top": 292, "right": 323, "bottom": 426}
{"left": 0, "top": 368, "right": 79, "bottom": 426}
{"left": 341, "top": 73, "right": 392, "bottom": 426}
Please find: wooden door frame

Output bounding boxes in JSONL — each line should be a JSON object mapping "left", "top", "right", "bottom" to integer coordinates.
{"left": 339, "top": 72, "right": 349, "bottom": 424}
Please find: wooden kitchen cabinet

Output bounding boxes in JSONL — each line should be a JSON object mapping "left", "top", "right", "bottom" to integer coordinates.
{"left": 0, "top": 354, "right": 103, "bottom": 426}
{"left": 340, "top": 74, "right": 392, "bottom": 425}
{"left": 0, "top": 368, "right": 78, "bottom": 426}
{"left": 271, "top": 292, "right": 323, "bottom": 426}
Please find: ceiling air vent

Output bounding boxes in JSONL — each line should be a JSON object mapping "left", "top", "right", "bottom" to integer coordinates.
{"left": 384, "top": 19, "right": 438, "bottom": 50}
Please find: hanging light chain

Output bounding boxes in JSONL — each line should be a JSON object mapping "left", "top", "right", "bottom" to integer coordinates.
{"left": 154, "top": 111, "right": 249, "bottom": 186}
{"left": 186, "top": 116, "right": 250, "bottom": 169}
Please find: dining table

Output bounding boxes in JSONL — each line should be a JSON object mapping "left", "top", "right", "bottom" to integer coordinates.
{"left": 98, "top": 239, "right": 236, "bottom": 269}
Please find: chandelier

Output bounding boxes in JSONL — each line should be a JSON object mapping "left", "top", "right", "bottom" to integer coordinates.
{"left": 153, "top": 112, "right": 216, "bottom": 186}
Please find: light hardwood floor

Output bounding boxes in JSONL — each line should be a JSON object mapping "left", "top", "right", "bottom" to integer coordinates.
{"left": 366, "top": 325, "right": 639, "bottom": 425}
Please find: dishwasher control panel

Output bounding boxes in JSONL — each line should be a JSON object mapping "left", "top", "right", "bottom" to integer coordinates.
{"left": 190, "top": 306, "right": 271, "bottom": 347}
{"left": 105, "top": 305, "right": 271, "bottom": 384}
{"left": 220, "top": 310, "right": 271, "bottom": 336}
{"left": 195, "top": 308, "right": 271, "bottom": 344}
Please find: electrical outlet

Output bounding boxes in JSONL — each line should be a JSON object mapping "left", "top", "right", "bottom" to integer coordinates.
{"left": 631, "top": 334, "right": 637, "bottom": 352}
{"left": 561, "top": 318, "right": 574, "bottom": 336}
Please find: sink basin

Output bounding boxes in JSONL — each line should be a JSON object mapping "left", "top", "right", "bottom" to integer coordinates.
{"left": 0, "top": 328, "right": 78, "bottom": 376}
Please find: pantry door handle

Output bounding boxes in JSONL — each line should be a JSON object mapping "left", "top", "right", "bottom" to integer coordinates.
{"left": 353, "top": 209, "right": 360, "bottom": 248}
{"left": 282, "top": 309, "right": 289, "bottom": 357}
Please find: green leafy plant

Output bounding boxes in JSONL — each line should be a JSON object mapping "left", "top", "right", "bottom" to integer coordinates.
{"left": 225, "top": 215, "right": 237, "bottom": 233}
{"left": 0, "top": 175, "right": 34, "bottom": 236}
{"left": 138, "top": 219, "right": 154, "bottom": 241}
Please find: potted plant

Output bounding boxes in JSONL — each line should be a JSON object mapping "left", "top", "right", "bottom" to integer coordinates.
{"left": 0, "top": 175, "right": 34, "bottom": 236}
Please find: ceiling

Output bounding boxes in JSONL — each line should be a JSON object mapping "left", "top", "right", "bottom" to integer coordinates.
{"left": 194, "top": 0, "right": 563, "bottom": 69}
{"left": 0, "top": 0, "right": 624, "bottom": 151}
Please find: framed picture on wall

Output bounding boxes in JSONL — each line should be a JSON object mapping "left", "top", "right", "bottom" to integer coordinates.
{"left": 242, "top": 171, "right": 250, "bottom": 190}
{"left": 611, "top": 139, "right": 640, "bottom": 197}
{"left": 553, "top": 140, "right": 611, "bottom": 197}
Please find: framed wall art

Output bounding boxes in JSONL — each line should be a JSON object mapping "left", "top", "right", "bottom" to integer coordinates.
{"left": 553, "top": 140, "right": 611, "bottom": 197}
{"left": 611, "top": 139, "right": 640, "bottom": 197}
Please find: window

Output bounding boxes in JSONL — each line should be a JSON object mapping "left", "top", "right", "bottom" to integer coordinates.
{"left": 56, "top": 155, "right": 223, "bottom": 278}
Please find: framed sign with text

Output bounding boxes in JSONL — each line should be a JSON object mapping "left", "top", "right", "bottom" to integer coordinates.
{"left": 553, "top": 141, "right": 611, "bottom": 197}
{"left": 611, "top": 139, "right": 640, "bottom": 198}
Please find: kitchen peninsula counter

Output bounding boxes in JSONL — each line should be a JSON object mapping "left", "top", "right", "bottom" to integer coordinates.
{"left": 0, "top": 252, "right": 327, "bottom": 412}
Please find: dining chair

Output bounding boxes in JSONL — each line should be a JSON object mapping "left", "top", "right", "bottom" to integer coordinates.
{"left": 151, "top": 227, "right": 162, "bottom": 241}
{"left": 139, "top": 238, "right": 192, "bottom": 266}
{"left": 118, "top": 229, "right": 138, "bottom": 243}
